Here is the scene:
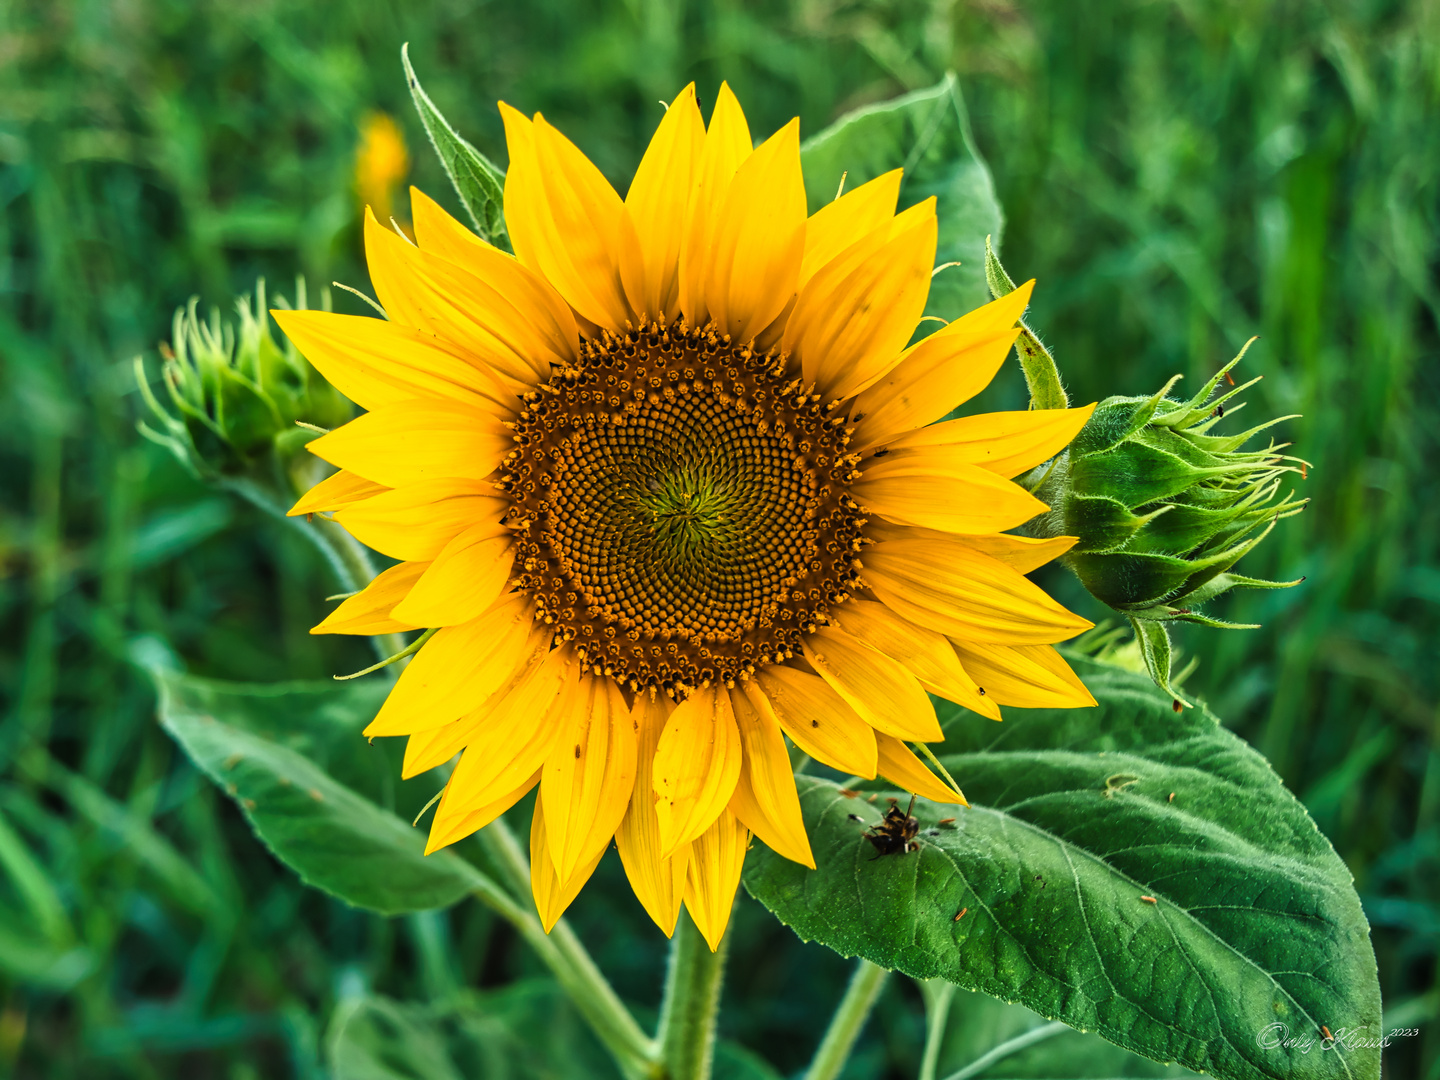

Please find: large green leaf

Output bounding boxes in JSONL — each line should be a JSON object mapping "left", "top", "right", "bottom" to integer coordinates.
{"left": 799, "top": 73, "right": 1003, "bottom": 322}
{"left": 744, "top": 658, "right": 1381, "bottom": 1080}
{"left": 153, "top": 667, "right": 492, "bottom": 916}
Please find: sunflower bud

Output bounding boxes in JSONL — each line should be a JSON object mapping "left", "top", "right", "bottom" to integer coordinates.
{"left": 134, "top": 280, "right": 352, "bottom": 500}
{"left": 1027, "top": 343, "right": 1307, "bottom": 703}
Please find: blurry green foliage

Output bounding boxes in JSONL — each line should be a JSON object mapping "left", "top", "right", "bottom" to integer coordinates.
{"left": 1, "top": 0, "right": 1436, "bottom": 1077}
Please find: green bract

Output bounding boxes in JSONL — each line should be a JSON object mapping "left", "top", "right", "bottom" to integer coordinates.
{"left": 1029, "top": 348, "right": 1306, "bottom": 703}
{"left": 134, "top": 280, "right": 351, "bottom": 491}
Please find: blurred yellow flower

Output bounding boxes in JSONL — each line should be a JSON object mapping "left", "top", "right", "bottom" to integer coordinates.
{"left": 279, "top": 84, "right": 1096, "bottom": 950}
{"left": 356, "top": 111, "right": 410, "bottom": 228}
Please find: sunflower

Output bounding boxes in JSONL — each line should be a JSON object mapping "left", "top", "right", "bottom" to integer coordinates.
{"left": 277, "top": 83, "right": 1097, "bottom": 950}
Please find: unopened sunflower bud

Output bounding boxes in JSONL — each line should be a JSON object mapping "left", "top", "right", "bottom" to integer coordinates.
{"left": 1027, "top": 342, "right": 1307, "bottom": 703}
{"left": 135, "top": 279, "right": 352, "bottom": 497}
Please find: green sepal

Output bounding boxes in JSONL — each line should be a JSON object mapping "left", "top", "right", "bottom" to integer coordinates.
{"left": 1061, "top": 494, "right": 1169, "bottom": 555}
{"left": 1068, "top": 439, "right": 1237, "bottom": 508}
{"left": 402, "top": 43, "right": 508, "bottom": 247}
{"left": 1126, "top": 616, "right": 1191, "bottom": 707}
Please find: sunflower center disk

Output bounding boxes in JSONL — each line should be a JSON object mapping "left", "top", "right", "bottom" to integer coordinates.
{"left": 501, "top": 322, "right": 865, "bottom": 694}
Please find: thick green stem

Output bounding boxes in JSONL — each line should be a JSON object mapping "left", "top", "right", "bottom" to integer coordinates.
{"left": 918, "top": 980, "right": 956, "bottom": 1080}
{"left": 476, "top": 819, "right": 658, "bottom": 1080}
{"left": 984, "top": 237, "right": 1068, "bottom": 411}
{"left": 803, "top": 959, "right": 889, "bottom": 1080}
{"left": 656, "top": 910, "right": 730, "bottom": 1080}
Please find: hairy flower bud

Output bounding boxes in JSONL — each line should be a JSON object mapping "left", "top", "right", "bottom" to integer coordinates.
{"left": 1028, "top": 344, "right": 1306, "bottom": 703}
{"left": 135, "top": 280, "right": 352, "bottom": 501}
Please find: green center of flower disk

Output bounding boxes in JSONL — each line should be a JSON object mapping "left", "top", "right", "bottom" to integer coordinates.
{"left": 500, "top": 321, "right": 865, "bottom": 695}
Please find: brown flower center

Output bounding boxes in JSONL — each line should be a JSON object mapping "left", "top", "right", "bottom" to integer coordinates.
{"left": 500, "top": 321, "right": 865, "bottom": 695}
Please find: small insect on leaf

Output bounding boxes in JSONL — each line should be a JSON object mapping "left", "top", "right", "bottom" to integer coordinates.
{"left": 1172, "top": 699, "right": 1184, "bottom": 713}
{"left": 953, "top": 907, "right": 968, "bottom": 922}
{"left": 839, "top": 788, "right": 859, "bottom": 799}
{"left": 1168, "top": 792, "right": 1176, "bottom": 803}
{"left": 1141, "top": 895, "right": 1158, "bottom": 904}
{"left": 1322, "top": 1026, "right": 1333, "bottom": 1041}
{"left": 861, "top": 793, "right": 920, "bottom": 858}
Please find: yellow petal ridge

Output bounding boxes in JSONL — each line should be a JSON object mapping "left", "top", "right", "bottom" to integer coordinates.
{"left": 310, "top": 560, "right": 425, "bottom": 636}
{"left": 748, "top": 668, "right": 877, "bottom": 778}
{"left": 865, "top": 539, "right": 1093, "bottom": 645}
{"left": 616, "top": 692, "right": 691, "bottom": 936}
{"left": 801, "top": 624, "right": 942, "bottom": 741}
{"left": 727, "top": 685, "right": 814, "bottom": 868}
{"left": 652, "top": 685, "right": 742, "bottom": 857}
{"left": 540, "top": 675, "right": 638, "bottom": 881}
{"left": 874, "top": 733, "right": 967, "bottom": 805}
{"left": 683, "top": 810, "right": 749, "bottom": 951}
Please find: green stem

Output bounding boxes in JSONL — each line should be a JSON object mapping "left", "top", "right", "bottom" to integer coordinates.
{"left": 476, "top": 820, "right": 659, "bottom": 1080}
{"left": 938, "top": 1021, "right": 1067, "bottom": 1080}
{"left": 803, "top": 959, "right": 889, "bottom": 1080}
{"left": 918, "top": 980, "right": 956, "bottom": 1080}
{"left": 657, "top": 910, "right": 730, "bottom": 1080}
{"left": 984, "top": 237, "right": 1068, "bottom": 411}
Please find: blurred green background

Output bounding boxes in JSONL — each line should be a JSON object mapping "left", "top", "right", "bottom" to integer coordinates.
{"left": 1, "top": 0, "right": 1436, "bottom": 1077}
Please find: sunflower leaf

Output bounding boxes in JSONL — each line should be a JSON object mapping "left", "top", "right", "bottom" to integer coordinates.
{"left": 799, "top": 72, "right": 1003, "bottom": 324}
{"left": 152, "top": 666, "right": 494, "bottom": 916}
{"left": 743, "top": 657, "right": 1382, "bottom": 1080}
{"left": 402, "top": 43, "right": 508, "bottom": 247}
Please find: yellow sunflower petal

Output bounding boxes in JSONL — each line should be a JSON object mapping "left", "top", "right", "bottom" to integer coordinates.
{"left": 948, "top": 641, "right": 1098, "bottom": 709}
{"left": 785, "top": 200, "right": 937, "bottom": 400}
{"left": 363, "top": 209, "right": 564, "bottom": 383}
{"left": 748, "top": 668, "right": 877, "bottom": 778}
{"left": 852, "top": 447, "right": 1049, "bottom": 533}
{"left": 864, "top": 539, "right": 1093, "bottom": 644}
{"left": 389, "top": 525, "right": 515, "bottom": 627}
{"left": 287, "top": 469, "right": 389, "bottom": 516}
{"left": 652, "top": 685, "right": 743, "bottom": 857}
{"left": 540, "top": 674, "right": 637, "bottom": 881}
{"left": 827, "top": 599, "right": 999, "bottom": 720}
{"left": 306, "top": 399, "right": 512, "bottom": 487}
{"left": 334, "top": 480, "right": 505, "bottom": 563}
{"left": 801, "top": 624, "right": 942, "bottom": 741}
{"left": 727, "top": 686, "right": 814, "bottom": 868}
{"left": 683, "top": 810, "right": 749, "bottom": 952}
{"left": 402, "top": 635, "right": 562, "bottom": 780}
{"left": 886, "top": 404, "right": 1097, "bottom": 479}
{"left": 407, "top": 187, "right": 581, "bottom": 367}
{"left": 678, "top": 83, "right": 753, "bottom": 328}
{"left": 799, "top": 169, "right": 903, "bottom": 288}
{"left": 874, "top": 733, "right": 967, "bottom": 805}
{"left": 702, "top": 118, "right": 806, "bottom": 343}
{"left": 499, "top": 105, "right": 632, "bottom": 331}
{"left": 424, "top": 768, "right": 540, "bottom": 855}
{"left": 530, "top": 803, "right": 606, "bottom": 932}
{"left": 363, "top": 594, "right": 538, "bottom": 736}
{"left": 310, "top": 560, "right": 425, "bottom": 636}
{"left": 863, "top": 521, "right": 1077, "bottom": 575}
{"left": 616, "top": 692, "right": 691, "bottom": 936}
{"left": 851, "top": 281, "right": 1033, "bottom": 447}
{"left": 621, "top": 85, "right": 704, "bottom": 321}
{"left": 271, "top": 308, "right": 516, "bottom": 415}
